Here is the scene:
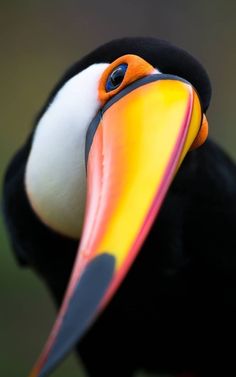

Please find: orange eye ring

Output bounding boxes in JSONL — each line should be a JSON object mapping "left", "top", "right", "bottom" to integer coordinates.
{"left": 98, "top": 54, "right": 155, "bottom": 105}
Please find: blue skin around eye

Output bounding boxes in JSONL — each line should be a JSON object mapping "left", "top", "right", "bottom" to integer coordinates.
{"left": 106, "top": 63, "right": 128, "bottom": 92}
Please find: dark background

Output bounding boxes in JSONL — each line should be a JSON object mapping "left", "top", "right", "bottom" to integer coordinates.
{"left": 0, "top": 1, "right": 235, "bottom": 376}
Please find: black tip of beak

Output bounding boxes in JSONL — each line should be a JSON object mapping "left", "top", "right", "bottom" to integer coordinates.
{"left": 38, "top": 254, "right": 115, "bottom": 377}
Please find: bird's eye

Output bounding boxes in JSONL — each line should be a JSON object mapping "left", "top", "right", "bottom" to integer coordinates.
{"left": 106, "top": 64, "right": 128, "bottom": 92}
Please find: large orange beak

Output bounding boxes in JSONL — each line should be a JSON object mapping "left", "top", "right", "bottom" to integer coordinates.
{"left": 30, "top": 73, "right": 206, "bottom": 377}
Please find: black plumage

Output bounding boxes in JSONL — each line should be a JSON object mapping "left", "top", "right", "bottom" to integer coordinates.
{"left": 3, "top": 38, "right": 236, "bottom": 377}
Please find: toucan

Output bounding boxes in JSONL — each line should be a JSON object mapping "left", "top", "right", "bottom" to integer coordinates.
{"left": 3, "top": 37, "right": 236, "bottom": 377}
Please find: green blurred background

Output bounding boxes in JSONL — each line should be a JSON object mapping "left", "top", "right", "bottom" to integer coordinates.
{"left": 0, "top": 1, "right": 235, "bottom": 376}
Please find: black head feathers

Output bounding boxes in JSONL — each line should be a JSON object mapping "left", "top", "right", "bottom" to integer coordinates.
{"left": 37, "top": 37, "right": 211, "bottom": 123}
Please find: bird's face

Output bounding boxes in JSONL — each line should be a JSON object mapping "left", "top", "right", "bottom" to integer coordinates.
{"left": 25, "top": 47, "right": 209, "bottom": 377}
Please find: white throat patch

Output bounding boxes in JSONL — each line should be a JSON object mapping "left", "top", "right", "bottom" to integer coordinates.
{"left": 25, "top": 63, "right": 109, "bottom": 239}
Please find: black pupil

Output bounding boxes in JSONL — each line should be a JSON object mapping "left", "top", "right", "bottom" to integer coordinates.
{"left": 110, "top": 67, "right": 125, "bottom": 88}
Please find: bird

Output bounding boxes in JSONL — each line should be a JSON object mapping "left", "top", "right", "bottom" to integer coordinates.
{"left": 3, "top": 37, "right": 236, "bottom": 377}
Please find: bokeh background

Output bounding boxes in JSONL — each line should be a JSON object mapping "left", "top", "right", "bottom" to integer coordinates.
{"left": 0, "top": 1, "right": 235, "bottom": 376}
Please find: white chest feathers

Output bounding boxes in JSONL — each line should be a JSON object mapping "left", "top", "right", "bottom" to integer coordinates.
{"left": 25, "top": 63, "right": 108, "bottom": 239}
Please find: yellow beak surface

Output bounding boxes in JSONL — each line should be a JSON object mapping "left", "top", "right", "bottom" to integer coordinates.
{"left": 30, "top": 75, "right": 202, "bottom": 377}
{"left": 80, "top": 78, "right": 202, "bottom": 306}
